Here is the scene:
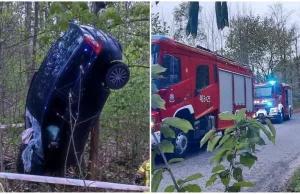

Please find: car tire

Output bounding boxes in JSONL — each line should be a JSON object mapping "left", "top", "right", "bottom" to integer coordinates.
{"left": 104, "top": 63, "right": 130, "bottom": 90}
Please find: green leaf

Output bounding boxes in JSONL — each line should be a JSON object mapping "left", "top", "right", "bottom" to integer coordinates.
{"left": 232, "top": 181, "right": 255, "bottom": 187}
{"left": 152, "top": 94, "right": 166, "bottom": 110}
{"left": 161, "top": 140, "right": 174, "bottom": 153}
{"left": 227, "top": 153, "right": 233, "bottom": 163}
{"left": 212, "top": 164, "right": 225, "bottom": 173}
{"left": 164, "top": 185, "right": 175, "bottom": 192}
{"left": 200, "top": 129, "right": 215, "bottom": 147}
{"left": 223, "top": 137, "right": 236, "bottom": 150}
{"left": 106, "top": 7, "right": 122, "bottom": 24}
{"left": 211, "top": 148, "right": 228, "bottom": 164}
{"left": 152, "top": 64, "right": 167, "bottom": 77}
{"left": 151, "top": 169, "right": 163, "bottom": 192}
{"left": 184, "top": 173, "right": 204, "bottom": 182}
{"left": 151, "top": 151, "right": 156, "bottom": 174}
{"left": 256, "top": 137, "right": 266, "bottom": 145}
{"left": 168, "top": 158, "right": 184, "bottom": 164}
{"left": 219, "top": 171, "right": 230, "bottom": 186}
{"left": 177, "top": 179, "right": 184, "bottom": 186}
{"left": 240, "top": 154, "right": 257, "bottom": 169}
{"left": 228, "top": 185, "right": 241, "bottom": 192}
{"left": 236, "top": 142, "right": 245, "bottom": 149}
{"left": 151, "top": 81, "right": 159, "bottom": 93}
{"left": 233, "top": 167, "right": 243, "bottom": 181}
{"left": 225, "top": 126, "right": 236, "bottom": 134}
{"left": 207, "top": 135, "right": 221, "bottom": 151}
{"left": 163, "top": 117, "right": 193, "bottom": 133}
{"left": 250, "top": 118, "right": 274, "bottom": 143}
{"left": 265, "top": 119, "right": 276, "bottom": 136}
{"left": 160, "top": 124, "right": 175, "bottom": 138}
{"left": 182, "top": 184, "right": 201, "bottom": 192}
{"left": 219, "top": 111, "right": 236, "bottom": 120}
{"left": 218, "top": 134, "right": 230, "bottom": 148}
{"left": 236, "top": 108, "right": 246, "bottom": 123}
{"left": 206, "top": 174, "right": 218, "bottom": 187}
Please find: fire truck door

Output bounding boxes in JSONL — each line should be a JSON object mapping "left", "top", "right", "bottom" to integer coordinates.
{"left": 194, "top": 64, "right": 212, "bottom": 118}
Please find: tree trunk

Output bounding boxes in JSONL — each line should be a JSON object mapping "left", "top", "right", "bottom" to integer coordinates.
{"left": 24, "top": 2, "right": 32, "bottom": 86}
{"left": 32, "top": 2, "right": 39, "bottom": 76}
{"left": 87, "top": 117, "right": 100, "bottom": 180}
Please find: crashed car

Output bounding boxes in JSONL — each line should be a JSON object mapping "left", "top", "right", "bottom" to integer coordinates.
{"left": 17, "top": 23, "right": 130, "bottom": 175}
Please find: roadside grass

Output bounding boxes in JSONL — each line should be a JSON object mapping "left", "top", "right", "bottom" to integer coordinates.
{"left": 286, "top": 168, "right": 300, "bottom": 192}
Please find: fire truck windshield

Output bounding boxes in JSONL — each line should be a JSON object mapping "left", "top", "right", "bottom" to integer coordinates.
{"left": 152, "top": 54, "right": 181, "bottom": 90}
{"left": 254, "top": 86, "right": 274, "bottom": 98}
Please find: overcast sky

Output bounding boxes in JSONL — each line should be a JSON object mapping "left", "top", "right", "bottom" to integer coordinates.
{"left": 151, "top": 1, "right": 300, "bottom": 28}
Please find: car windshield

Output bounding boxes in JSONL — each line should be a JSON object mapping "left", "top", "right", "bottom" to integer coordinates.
{"left": 254, "top": 86, "right": 274, "bottom": 98}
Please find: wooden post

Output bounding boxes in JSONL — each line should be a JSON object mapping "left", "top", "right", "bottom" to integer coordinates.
{"left": 88, "top": 117, "right": 99, "bottom": 180}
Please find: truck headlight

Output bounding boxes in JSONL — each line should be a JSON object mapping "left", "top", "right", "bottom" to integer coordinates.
{"left": 270, "top": 108, "right": 278, "bottom": 113}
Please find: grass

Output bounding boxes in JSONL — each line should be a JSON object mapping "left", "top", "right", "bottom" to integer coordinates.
{"left": 286, "top": 168, "right": 300, "bottom": 192}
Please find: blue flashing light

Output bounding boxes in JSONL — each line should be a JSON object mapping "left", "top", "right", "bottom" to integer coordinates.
{"left": 152, "top": 35, "right": 169, "bottom": 41}
{"left": 269, "top": 80, "right": 276, "bottom": 85}
{"left": 267, "top": 101, "right": 272, "bottom": 106}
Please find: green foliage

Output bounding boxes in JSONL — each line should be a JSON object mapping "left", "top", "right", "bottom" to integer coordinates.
{"left": 151, "top": 55, "right": 198, "bottom": 192}
{"left": 151, "top": 12, "right": 170, "bottom": 35}
{"left": 201, "top": 108, "right": 276, "bottom": 192}
{"left": 0, "top": 2, "right": 150, "bottom": 188}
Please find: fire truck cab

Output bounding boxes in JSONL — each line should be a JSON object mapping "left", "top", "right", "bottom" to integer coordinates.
{"left": 254, "top": 81, "right": 293, "bottom": 123}
{"left": 151, "top": 35, "right": 254, "bottom": 157}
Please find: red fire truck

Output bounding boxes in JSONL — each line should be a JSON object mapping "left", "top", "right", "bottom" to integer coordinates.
{"left": 151, "top": 35, "right": 254, "bottom": 157}
{"left": 254, "top": 81, "right": 293, "bottom": 123}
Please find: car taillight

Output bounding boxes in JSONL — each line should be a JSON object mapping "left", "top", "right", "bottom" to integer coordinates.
{"left": 83, "top": 35, "right": 102, "bottom": 55}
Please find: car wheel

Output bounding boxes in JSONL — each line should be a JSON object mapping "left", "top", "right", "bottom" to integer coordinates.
{"left": 104, "top": 63, "right": 130, "bottom": 90}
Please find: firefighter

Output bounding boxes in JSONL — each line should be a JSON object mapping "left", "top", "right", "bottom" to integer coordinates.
{"left": 134, "top": 159, "right": 150, "bottom": 187}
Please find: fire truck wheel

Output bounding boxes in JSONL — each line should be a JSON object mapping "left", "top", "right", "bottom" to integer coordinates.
{"left": 286, "top": 108, "right": 291, "bottom": 120}
{"left": 172, "top": 128, "right": 189, "bottom": 158}
{"left": 277, "top": 109, "right": 284, "bottom": 124}
{"left": 104, "top": 63, "right": 130, "bottom": 90}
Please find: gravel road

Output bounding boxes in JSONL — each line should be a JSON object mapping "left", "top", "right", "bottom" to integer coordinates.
{"left": 157, "top": 113, "right": 300, "bottom": 192}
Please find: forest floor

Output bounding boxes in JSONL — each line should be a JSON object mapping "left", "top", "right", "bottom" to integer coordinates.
{"left": 0, "top": 126, "right": 148, "bottom": 192}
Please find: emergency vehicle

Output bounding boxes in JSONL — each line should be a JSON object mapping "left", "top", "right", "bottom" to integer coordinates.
{"left": 151, "top": 35, "right": 254, "bottom": 157}
{"left": 254, "top": 81, "right": 293, "bottom": 123}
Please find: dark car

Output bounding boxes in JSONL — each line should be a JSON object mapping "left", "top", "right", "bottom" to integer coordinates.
{"left": 17, "top": 23, "right": 130, "bottom": 175}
